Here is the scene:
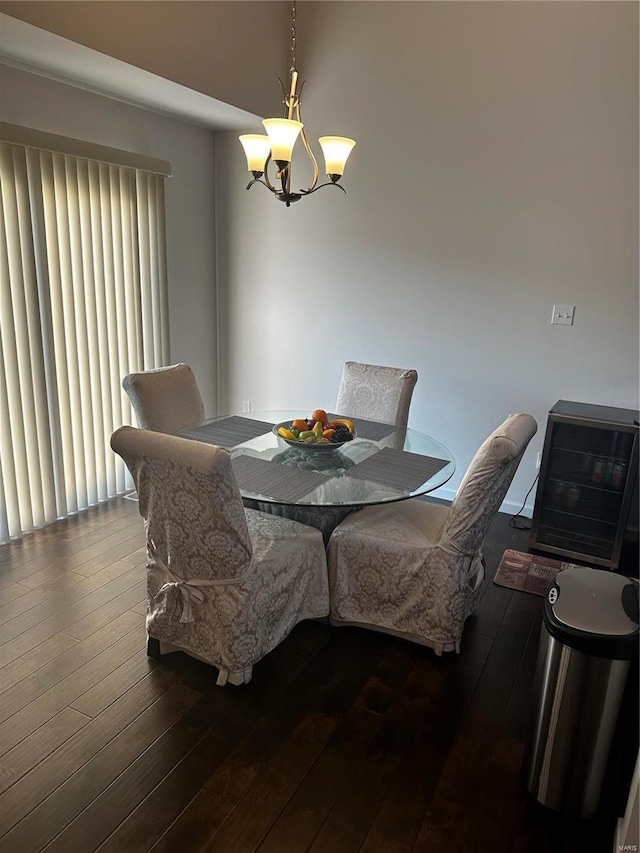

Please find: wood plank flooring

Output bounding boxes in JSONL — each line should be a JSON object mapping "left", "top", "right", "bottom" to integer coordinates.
{"left": 0, "top": 498, "right": 636, "bottom": 853}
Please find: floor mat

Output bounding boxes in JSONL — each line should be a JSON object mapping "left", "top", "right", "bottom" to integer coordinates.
{"left": 493, "top": 549, "right": 578, "bottom": 596}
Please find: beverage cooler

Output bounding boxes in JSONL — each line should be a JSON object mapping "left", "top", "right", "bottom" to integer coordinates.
{"left": 530, "top": 401, "right": 639, "bottom": 570}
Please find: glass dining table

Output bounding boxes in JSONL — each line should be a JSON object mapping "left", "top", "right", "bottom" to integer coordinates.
{"left": 176, "top": 410, "right": 455, "bottom": 541}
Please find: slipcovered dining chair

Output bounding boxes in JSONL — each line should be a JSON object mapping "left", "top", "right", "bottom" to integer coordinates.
{"left": 335, "top": 361, "right": 418, "bottom": 430}
{"left": 122, "top": 363, "right": 205, "bottom": 434}
{"left": 327, "top": 413, "right": 537, "bottom": 655}
{"left": 111, "top": 426, "right": 329, "bottom": 686}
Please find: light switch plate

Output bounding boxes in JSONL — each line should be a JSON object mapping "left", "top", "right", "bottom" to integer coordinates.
{"left": 551, "top": 304, "right": 575, "bottom": 325}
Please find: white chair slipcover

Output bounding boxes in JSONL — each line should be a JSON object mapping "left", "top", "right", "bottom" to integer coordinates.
{"left": 327, "top": 413, "right": 537, "bottom": 655}
{"left": 335, "top": 361, "right": 418, "bottom": 430}
{"left": 122, "top": 363, "right": 205, "bottom": 434}
{"left": 111, "top": 426, "right": 329, "bottom": 686}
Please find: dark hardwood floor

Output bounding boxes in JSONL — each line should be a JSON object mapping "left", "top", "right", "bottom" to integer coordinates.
{"left": 0, "top": 498, "right": 635, "bottom": 853}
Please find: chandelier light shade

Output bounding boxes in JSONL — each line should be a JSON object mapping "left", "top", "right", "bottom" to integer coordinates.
{"left": 262, "top": 118, "right": 304, "bottom": 163}
{"left": 239, "top": 0, "right": 356, "bottom": 207}
{"left": 318, "top": 136, "right": 356, "bottom": 177}
{"left": 238, "top": 134, "right": 272, "bottom": 172}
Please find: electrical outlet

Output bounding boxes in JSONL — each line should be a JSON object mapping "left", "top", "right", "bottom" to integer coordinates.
{"left": 536, "top": 451, "right": 542, "bottom": 470}
{"left": 551, "top": 304, "right": 575, "bottom": 325}
{"left": 242, "top": 400, "right": 251, "bottom": 413}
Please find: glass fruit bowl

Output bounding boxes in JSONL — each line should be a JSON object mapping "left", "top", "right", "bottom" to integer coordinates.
{"left": 273, "top": 415, "right": 356, "bottom": 451}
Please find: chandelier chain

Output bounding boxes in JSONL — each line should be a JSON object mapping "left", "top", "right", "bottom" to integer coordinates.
{"left": 290, "top": 0, "right": 297, "bottom": 72}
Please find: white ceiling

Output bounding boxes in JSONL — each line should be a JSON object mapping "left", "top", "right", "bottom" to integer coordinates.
{"left": 0, "top": 13, "right": 261, "bottom": 130}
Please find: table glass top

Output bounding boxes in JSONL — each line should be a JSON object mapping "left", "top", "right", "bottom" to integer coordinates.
{"left": 176, "top": 410, "right": 455, "bottom": 508}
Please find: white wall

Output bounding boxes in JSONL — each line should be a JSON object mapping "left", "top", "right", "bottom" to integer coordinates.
{"left": 1, "top": 2, "right": 638, "bottom": 514}
{"left": 215, "top": 1, "right": 639, "bottom": 512}
{"left": 0, "top": 63, "right": 220, "bottom": 414}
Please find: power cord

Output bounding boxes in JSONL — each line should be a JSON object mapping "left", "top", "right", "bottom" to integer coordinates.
{"left": 508, "top": 473, "right": 539, "bottom": 530}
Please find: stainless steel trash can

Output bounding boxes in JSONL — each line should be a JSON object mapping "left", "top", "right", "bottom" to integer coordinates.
{"left": 524, "top": 566, "right": 639, "bottom": 818}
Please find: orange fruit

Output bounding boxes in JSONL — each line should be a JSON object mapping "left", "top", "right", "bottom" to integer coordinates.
{"left": 292, "top": 419, "right": 308, "bottom": 430}
{"left": 311, "top": 409, "right": 328, "bottom": 425}
{"left": 323, "top": 428, "right": 335, "bottom": 440}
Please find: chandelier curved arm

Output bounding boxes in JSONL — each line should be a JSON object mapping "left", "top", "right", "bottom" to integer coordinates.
{"left": 245, "top": 169, "right": 303, "bottom": 208}
{"left": 300, "top": 180, "right": 347, "bottom": 196}
{"left": 298, "top": 123, "right": 319, "bottom": 193}
{"left": 277, "top": 75, "right": 307, "bottom": 113}
{"left": 245, "top": 177, "right": 270, "bottom": 192}
{"left": 277, "top": 75, "right": 319, "bottom": 194}
{"left": 261, "top": 152, "right": 277, "bottom": 193}
{"left": 244, "top": 150, "right": 278, "bottom": 194}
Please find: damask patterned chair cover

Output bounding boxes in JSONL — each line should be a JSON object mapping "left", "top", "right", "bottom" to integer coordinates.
{"left": 111, "top": 426, "right": 329, "bottom": 686}
{"left": 327, "top": 414, "right": 537, "bottom": 655}
{"left": 335, "top": 361, "right": 418, "bottom": 430}
{"left": 122, "top": 363, "right": 205, "bottom": 434}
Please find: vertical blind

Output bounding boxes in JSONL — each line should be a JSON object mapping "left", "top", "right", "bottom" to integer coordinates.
{"left": 0, "top": 141, "right": 169, "bottom": 543}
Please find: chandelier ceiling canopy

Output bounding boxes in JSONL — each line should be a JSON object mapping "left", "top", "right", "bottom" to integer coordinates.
{"left": 239, "top": 0, "right": 356, "bottom": 207}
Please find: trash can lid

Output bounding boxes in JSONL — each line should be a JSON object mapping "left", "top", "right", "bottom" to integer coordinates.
{"left": 543, "top": 567, "right": 639, "bottom": 659}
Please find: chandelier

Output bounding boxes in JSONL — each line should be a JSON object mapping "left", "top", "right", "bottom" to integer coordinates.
{"left": 239, "top": 0, "right": 356, "bottom": 207}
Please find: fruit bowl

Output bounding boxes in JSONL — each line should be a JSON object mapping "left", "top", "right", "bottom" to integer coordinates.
{"left": 273, "top": 412, "right": 356, "bottom": 451}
